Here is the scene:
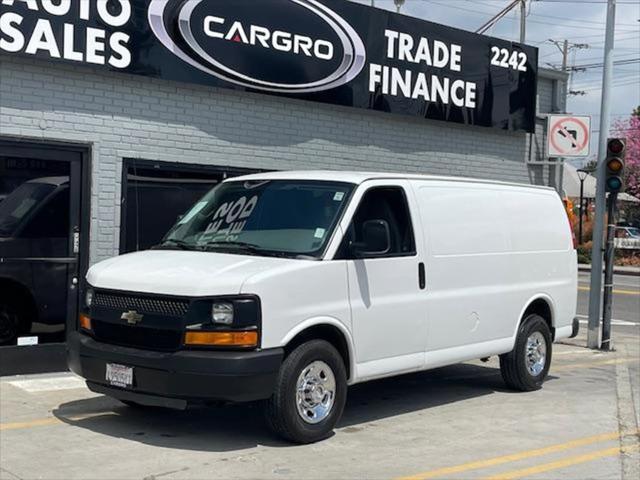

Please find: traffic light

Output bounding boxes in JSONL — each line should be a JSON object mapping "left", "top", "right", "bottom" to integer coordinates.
{"left": 605, "top": 138, "right": 626, "bottom": 193}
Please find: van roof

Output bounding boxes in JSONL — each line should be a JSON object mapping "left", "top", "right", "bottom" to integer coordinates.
{"left": 227, "top": 170, "right": 556, "bottom": 192}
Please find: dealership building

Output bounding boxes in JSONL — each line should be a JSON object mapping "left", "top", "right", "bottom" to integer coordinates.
{"left": 0, "top": 0, "right": 567, "bottom": 371}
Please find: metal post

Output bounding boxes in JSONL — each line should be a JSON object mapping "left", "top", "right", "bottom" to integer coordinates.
{"left": 601, "top": 192, "right": 617, "bottom": 350}
{"left": 579, "top": 178, "right": 585, "bottom": 244}
{"left": 587, "top": 0, "right": 616, "bottom": 349}
{"left": 520, "top": 1, "right": 526, "bottom": 43}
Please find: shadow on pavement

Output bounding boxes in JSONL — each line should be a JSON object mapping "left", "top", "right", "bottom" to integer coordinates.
{"left": 52, "top": 362, "right": 557, "bottom": 452}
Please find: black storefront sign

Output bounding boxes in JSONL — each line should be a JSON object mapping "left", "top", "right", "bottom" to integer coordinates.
{"left": 0, "top": 0, "right": 538, "bottom": 132}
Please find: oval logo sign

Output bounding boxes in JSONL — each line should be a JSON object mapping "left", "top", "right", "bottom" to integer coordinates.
{"left": 148, "top": 0, "right": 366, "bottom": 93}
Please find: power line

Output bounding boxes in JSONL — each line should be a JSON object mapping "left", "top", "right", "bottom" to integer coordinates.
{"left": 421, "top": 0, "right": 639, "bottom": 32}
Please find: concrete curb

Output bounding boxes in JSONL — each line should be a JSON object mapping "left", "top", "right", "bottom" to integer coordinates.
{"left": 614, "top": 344, "right": 640, "bottom": 480}
{"left": 578, "top": 264, "right": 640, "bottom": 277}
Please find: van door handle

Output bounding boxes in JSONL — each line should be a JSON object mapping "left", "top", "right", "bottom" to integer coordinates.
{"left": 418, "top": 262, "right": 426, "bottom": 290}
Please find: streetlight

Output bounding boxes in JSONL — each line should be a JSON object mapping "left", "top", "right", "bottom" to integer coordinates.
{"left": 394, "top": 0, "right": 405, "bottom": 13}
{"left": 577, "top": 168, "right": 590, "bottom": 244}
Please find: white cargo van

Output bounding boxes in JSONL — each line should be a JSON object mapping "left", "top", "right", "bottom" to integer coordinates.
{"left": 70, "top": 171, "right": 578, "bottom": 443}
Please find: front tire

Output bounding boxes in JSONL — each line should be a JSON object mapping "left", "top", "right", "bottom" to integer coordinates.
{"left": 264, "top": 340, "right": 347, "bottom": 444}
{"left": 500, "top": 314, "right": 552, "bottom": 391}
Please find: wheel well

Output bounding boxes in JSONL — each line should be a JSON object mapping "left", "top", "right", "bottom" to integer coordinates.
{"left": 0, "top": 278, "right": 38, "bottom": 321}
{"left": 284, "top": 324, "right": 351, "bottom": 380}
{"left": 522, "top": 298, "right": 554, "bottom": 337}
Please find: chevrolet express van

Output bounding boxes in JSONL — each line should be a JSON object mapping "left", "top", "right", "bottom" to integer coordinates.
{"left": 70, "top": 171, "right": 578, "bottom": 443}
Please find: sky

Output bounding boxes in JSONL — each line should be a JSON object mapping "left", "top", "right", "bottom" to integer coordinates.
{"left": 350, "top": 0, "right": 640, "bottom": 166}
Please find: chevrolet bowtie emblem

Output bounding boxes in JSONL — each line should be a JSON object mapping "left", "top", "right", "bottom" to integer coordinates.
{"left": 121, "top": 310, "right": 143, "bottom": 325}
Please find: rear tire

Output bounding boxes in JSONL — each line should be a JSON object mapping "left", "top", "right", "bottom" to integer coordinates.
{"left": 264, "top": 340, "right": 347, "bottom": 444}
{"left": 500, "top": 314, "right": 552, "bottom": 391}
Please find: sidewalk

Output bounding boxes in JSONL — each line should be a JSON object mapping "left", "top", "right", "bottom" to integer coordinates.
{"left": 579, "top": 264, "right": 640, "bottom": 276}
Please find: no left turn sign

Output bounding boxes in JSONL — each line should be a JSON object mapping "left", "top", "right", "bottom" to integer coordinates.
{"left": 547, "top": 115, "right": 591, "bottom": 157}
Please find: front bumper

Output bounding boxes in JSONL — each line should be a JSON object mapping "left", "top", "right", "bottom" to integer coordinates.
{"left": 67, "top": 332, "right": 283, "bottom": 405}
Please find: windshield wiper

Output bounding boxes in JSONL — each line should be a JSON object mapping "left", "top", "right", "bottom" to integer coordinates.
{"left": 200, "top": 241, "right": 317, "bottom": 259}
{"left": 152, "top": 239, "right": 194, "bottom": 250}
{"left": 199, "top": 240, "right": 263, "bottom": 253}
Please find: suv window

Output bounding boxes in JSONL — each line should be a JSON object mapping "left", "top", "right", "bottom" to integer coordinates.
{"left": 338, "top": 186, "right": 415, "bottom": 258}
{"left": 21, "top": 187, "right": 70, "bottom": 239}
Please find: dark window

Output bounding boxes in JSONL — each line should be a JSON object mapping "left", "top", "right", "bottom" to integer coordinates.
{"left": 339, "top": 186, "right": 415, "bottom": 258}
{"left": 21, "top": 186, "right": 70, "bottom": 239}
{"left": 0, "top": 182, "right": 56, "bottom": 237}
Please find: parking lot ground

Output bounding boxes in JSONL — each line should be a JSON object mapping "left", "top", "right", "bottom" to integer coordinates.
{"left": 1, "top": 329, "right": 638, "bottom": 480}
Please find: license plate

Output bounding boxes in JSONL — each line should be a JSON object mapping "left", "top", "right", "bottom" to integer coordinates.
{"left": 105, "top": 363, "right": 133, "bottom": 388}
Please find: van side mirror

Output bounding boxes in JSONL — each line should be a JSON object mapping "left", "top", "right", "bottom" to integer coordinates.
{"left": 351, "top": 219, "right": 391, "bottom": 257}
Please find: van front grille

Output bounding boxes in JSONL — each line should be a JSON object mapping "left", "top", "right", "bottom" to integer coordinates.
{"left": 93, "top": 291, "right": 189, "bottom": 317}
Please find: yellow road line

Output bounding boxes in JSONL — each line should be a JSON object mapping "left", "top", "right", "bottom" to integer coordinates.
{"left": 395, "top": 431, "right": 627, "bottom": 480}
{"left": 578, "top": 286, "right": 640, "bottom": 295}
{"left": 483, "top": 444, "right": 640, "bottom": 480}
{"left": 0, "top": 412, "right": 113, "bottom": 431}
{"left": 0, "top": 417, "right": 62, "bottom": 431}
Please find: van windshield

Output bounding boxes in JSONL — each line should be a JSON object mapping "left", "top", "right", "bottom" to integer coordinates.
{"left": 160, "top": 180, "right": 354, "bottom": 258}
{"left": 0, "top": 182, "right": 56, "bottom": 237}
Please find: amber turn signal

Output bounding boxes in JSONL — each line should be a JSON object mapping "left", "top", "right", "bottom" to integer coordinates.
{"left": 79, "top": 313, "right": 92, "bottom": 331}
{"left": 184, "top": 331, "right": 258, "bottom": 347}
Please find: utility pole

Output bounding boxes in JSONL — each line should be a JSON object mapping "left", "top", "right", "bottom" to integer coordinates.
{"left": 587, "top": 0, "right": 617, "bottom": 349}
{"left": 548, "top": 39, "right": 589, "bottom": 96}
{"left": 520, "top": 0, "right": 527, "bottom": 43}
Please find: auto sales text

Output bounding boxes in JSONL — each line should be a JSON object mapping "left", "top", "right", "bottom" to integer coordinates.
{"left": 0, "top": 0, "right": 132, "bottom": 68}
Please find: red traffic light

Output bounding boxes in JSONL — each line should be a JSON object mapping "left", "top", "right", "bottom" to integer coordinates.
{"left": 607, "top": 138, "right": 625, "bottom": 155}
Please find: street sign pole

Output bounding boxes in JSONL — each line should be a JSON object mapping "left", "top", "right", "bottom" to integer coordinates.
{"left": 601, "top": 191, "right": 617, "bottom": 350}
{"left": 587, "top": 0, "right": 616, "bottom": 349}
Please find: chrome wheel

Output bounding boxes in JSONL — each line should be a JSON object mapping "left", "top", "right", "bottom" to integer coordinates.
{"left": 296, "top": 360, "right": 336, "bottom": 424}
{"left": 525, "top": 331, "right": 547, "bottom": 376}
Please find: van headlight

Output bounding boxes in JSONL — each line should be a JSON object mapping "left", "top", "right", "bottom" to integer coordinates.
{"left": 212, "top": 302, "right": 234, "bottom": 325}
{"left": 85, "top": 287, "right": 94, "bottom": 308}
{"left": 184, "top": 296, "right": 261, "bottom": 349}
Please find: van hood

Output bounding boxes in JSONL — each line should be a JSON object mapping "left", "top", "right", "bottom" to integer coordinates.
{"left": 86, "top": 250, "right": 292, "bottom": 297}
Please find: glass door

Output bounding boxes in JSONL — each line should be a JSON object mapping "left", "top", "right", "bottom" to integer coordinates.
{"left": 0, "top": 142, "right": 83, "bottom": 352}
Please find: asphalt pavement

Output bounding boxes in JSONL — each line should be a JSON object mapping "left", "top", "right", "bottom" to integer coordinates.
{"left": 0, "top": 275, "right": 638, "bottom": 480}
{"left": 577, "top": 272, "right": 640, "bottom": 332}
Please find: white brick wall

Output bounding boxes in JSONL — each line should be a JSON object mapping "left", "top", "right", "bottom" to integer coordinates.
{"left": 0, "top": 56, "right": 564, "bottom": 264}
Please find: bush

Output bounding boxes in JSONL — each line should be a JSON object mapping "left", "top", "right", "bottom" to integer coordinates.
{"left": 615, "top": 250, "right": 640, "bottom": 267}
{"left": 577, "top": 241, "right": 592, "bottom": 264}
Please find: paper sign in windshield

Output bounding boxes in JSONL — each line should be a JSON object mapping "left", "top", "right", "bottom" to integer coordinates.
{"left": 203, "top": 195, "right": 258, "bottom": 241}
